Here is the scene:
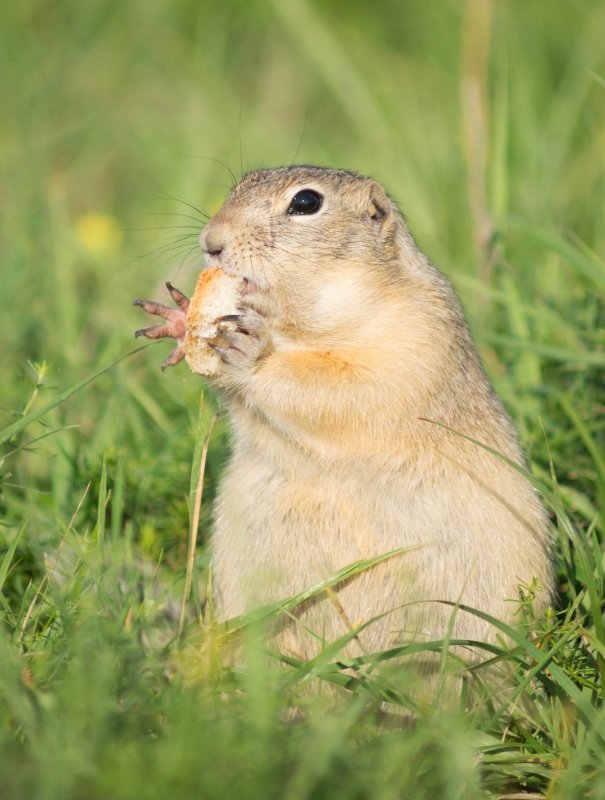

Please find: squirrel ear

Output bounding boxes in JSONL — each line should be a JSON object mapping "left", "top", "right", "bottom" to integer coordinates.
{"left": 366, "top": 182, "right": 389, "bottom": 226}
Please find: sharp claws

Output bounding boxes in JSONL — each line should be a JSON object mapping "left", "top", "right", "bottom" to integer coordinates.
{"left": 133, "top": 285, "right": 188, "bottom": 368}
{"left": 165, "top": 281, "right": 190, "bottom": 310}
{"left": 208, "top": 342, "right": 244, "bottom": 361}
{"left": 161, "top": 346, "right": 186, "bottom": 371}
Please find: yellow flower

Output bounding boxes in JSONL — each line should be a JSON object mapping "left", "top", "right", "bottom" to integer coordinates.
{"left": 74, "top": 212, "right": 122, "bottom": 254}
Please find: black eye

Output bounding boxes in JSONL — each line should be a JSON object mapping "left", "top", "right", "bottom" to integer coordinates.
{"left": 287, "top": 189, "right": 323, "bottom": 215}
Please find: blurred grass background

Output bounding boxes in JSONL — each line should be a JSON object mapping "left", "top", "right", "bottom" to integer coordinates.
{"left": 1, "top": 1, "right": 605, "bottom": 797}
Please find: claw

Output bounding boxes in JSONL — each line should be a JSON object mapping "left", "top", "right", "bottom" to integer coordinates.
{"left": 161, "top": 345, "right": 186, "bottom": 372}
{"left": 133, "top": 283, "right": 190, "bottom": 370}
{"left": 216, "top": 314, "right": 242, "bottom": 324}
{"left": 136, "top": 323, "right": 173, "bottom": 340}
{"left": 132, "top": 298, "right": 179, "bottom": 321}
{"left": 234, "top": 307, "right": 266, "bottom": 334}
{"left": 208, "top": 341, "right": 244, "bottom": 362}
{"left": 166, "top": 282, "right": 190, "bottom": 311}
{"left": 216, "top": 314, "right": 250, "bottom": 337}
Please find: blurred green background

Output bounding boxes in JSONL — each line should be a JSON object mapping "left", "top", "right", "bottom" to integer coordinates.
{"left": 1, "top": 2, "right": 605, "bottom": 796}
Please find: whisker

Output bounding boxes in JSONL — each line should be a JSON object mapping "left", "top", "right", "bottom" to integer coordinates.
{"left": 162, "top": 194, "right": 210, "bottom": 220}
{"left": 126, "top": 225, "right": 202, "bottom": 233}
{"left": 238, "top": 99, "right": 245, "bottom": 180}
{"left": 179, "top": 155, "right": 238, "bottom": 188}
{"left": 128, "top": 234, "right": 199, "bottom": 250}
{"left": 157, "top": 239, "right": 201, "bottom": 256}
{"left": 125, "top": 237, "right": 201, "bottom": 267}
{"left": 171, "top": 244, "right": 204, "bottom": 280}
{"left": 137, "top": 210, "right": 208, "bottom": 225}
{"left": 289, "top": 112, "right": 309, "bottom": 166}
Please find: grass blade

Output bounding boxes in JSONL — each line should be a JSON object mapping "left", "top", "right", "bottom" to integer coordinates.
{"left": 0, "top": 346, "right": 150, "bottom": 447}
{"left": 0, "top": 525, "right": 25, "bottom": 593}
{"left": 178, "top": 397, "right": 217, "bottom": 638}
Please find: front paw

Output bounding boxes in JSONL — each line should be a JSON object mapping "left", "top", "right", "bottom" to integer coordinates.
{"left": 209, "top": 307, "right": 272, "bottom": 371}
{"left": 133, "top": 282, "right": 189, "bottom": 371}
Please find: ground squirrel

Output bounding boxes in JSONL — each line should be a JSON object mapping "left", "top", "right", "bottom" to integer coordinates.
{"left": 135, "top": 165, "right": 552, "bottom": 679}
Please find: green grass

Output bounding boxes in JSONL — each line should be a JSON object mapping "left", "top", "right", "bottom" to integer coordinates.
{"left": 1, "top": 0, "right": 604, "bottom": 797}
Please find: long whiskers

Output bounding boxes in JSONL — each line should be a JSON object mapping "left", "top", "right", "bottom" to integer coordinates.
{"left": 127, "top": 225, "right": 201, "bottom": 235}
{"left": 289, "top": 112, "right": 309, "bottom": 166}
{"left": 150, "top": 193, "right": 210, "bottom": 222}
{"left": 123, "top": 230, "right": 201, "bottom": 269}
{"left": 179, "top": 155, "right": 238, "bottom": 189}
{"left": 138, "top": 210, "right": 208, "bottom": 226}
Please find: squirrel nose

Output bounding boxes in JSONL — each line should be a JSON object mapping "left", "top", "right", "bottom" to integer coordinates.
{"left": 200, "top": 225, "right": 225, "bottom": 258}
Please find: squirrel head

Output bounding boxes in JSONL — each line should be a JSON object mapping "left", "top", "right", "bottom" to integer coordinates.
{"left": 199, "top": 166, "right": 424, "bottom": 338}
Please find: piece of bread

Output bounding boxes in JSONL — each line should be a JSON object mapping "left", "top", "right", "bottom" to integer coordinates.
{"left": 184, "top": 267, "right": 241, "bottom": 377}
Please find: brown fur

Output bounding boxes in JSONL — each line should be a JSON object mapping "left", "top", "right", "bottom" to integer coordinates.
{"left": 195, "top": 166, "right": 552, "bottom": 669}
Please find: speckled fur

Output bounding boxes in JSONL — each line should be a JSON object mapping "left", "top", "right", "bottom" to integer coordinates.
{"left": 198, "top": 166, "right": 552, "bottom": 665}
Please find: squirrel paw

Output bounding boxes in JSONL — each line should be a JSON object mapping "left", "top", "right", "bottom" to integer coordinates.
{"left": 133, "top": 282, "right": 190, "bottom": 371}
{"left": 209, "top": 307, "right": 271, "bottom": 371}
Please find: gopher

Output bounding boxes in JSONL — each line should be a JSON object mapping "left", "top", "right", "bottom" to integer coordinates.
{"left": 134, "top": 166, "right": 552, "bottom": 680}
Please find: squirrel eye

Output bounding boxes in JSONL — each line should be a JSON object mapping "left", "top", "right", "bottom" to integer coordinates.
{"left": 287, "top": 189, "right": 323, "bottom": 215}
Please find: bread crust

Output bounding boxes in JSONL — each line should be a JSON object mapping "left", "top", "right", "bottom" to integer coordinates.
{"left": 184, "top": 267, "right": 241, "bottom": 377}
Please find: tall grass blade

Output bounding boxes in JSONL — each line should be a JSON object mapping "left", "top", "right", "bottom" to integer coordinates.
{"left": 178, "top": 396, "right": 217, "bottom": 638}
{"left": 224, "top": 545, "right": 423, "bottom": 636}
{"left": 96, "top": 458, "right": 107, "bottom": 554}
{"left": 0, "top": 525, "right": 25, "bottom": 593}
